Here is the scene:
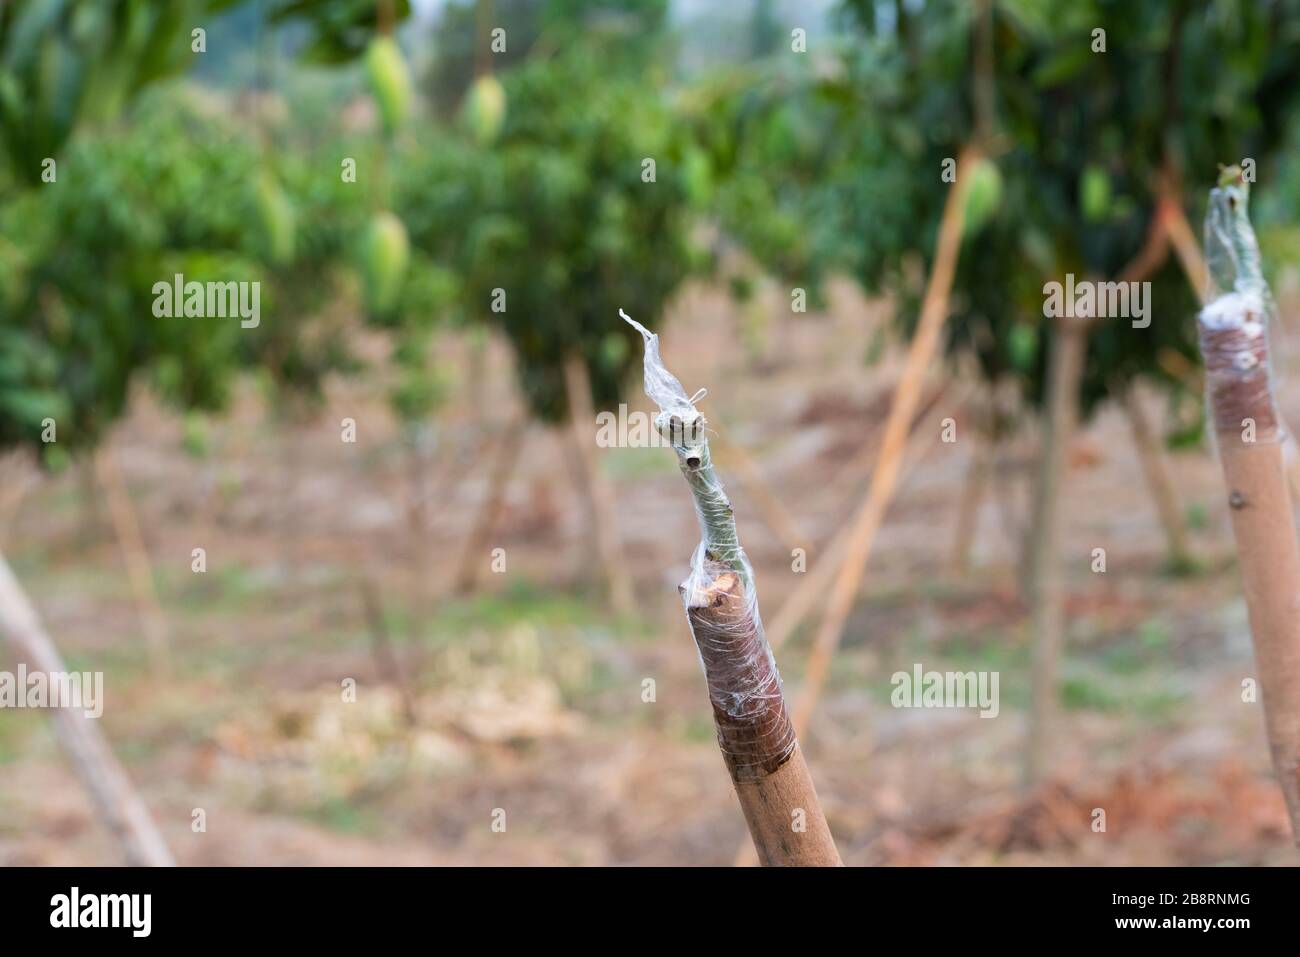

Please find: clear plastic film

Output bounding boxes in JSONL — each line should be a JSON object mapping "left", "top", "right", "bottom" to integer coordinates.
{"left": 1200, "top": 176, "right": 1282, "bottom": 443}
{"left": 623, "top": 310, "right": 797, "bottom": 781}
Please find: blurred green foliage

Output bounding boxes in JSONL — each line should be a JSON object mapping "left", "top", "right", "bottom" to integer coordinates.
{"left": 0, "top": 0, "right": 213, "bottom": 184}
{"left": 7, "top": 0, "right": 1300, "bottom": 458}
{"left": 400, "top": 40, "right": 703, "bottom": 423}
{"left": 705, "top": 0, "right": 1300, "bottom": 433}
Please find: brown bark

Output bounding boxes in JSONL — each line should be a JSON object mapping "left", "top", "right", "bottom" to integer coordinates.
{"left": 684, "top": 562, "right": 840, "bottom": 865}
{"left": 562, "top": 356, "right": 636, "bottom": 618}
{"left": 1024, "top": 319, "right": 1087, "bottom": 784}
{"left": 0, "top": 552, "right": 174, "bottom": 866}
{"left": 949, "top": 427, "right": 991, "bottom": 574}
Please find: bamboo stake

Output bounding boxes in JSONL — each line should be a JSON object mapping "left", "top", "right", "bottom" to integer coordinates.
{"left": 788, "top": 147, "right": 979, "bottom": 738}
{"left": 95, "top": 447, "right": 172, "bottom": 679}
{"left": 1196, "top": 172, "right": 1300, "bottom": 841}
{"left": 562, "top": 355, "right": 637, "bottom": 618}
{"left": 624, "top": 312, "right": 840, "bottom": 866}
{"left": 765, "top": 412, "right": 945, "bottom": 652}
{"left": 0, "top": 551, "right": 175, "bottom": 865}
{"left": 1161, "top": 190, "right": 1209, "bottom": 299}
{"left": 1162, "top": 188, "right": 1300, "bottom": 505}
{"left": 818, "top": 384, "right": 951, "bottom": 522}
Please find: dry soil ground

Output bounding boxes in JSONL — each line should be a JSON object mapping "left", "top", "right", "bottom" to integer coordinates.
{"left": 1, "top": 281, "right": 1298, "bottom": 865}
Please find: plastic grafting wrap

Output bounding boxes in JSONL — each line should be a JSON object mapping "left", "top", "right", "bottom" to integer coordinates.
{"left": 623, "top": 310, "right": 797, "bottom": 781}
{"left": 1199, "top": 178, "right": 1281, "bottom": 442}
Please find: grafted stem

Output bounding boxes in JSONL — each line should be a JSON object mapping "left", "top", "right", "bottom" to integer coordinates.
{"left": 624, "top": 311, "right": 840, "bottom": 866}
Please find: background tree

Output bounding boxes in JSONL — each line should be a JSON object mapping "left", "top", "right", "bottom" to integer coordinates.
{"left": 696, "top": 0, "right": 1300, "bottom": 780}
{"left": 399, "top": 22, "right": 703, "bottom": 611}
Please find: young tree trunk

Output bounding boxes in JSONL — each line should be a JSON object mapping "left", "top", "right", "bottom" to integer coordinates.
{"left": 625, "top": 314, "right": 840, "bottom": 866}
{"left": 95, "top": 448, "right": 172, "bottom": 679}
{"left": 0, "top": 552, "right": 174, "bottom": 866}
{"left": 0, "top": 453, "right": 36, "bottom": 549}
{"left": 1121, "top": 386, "right": 1192, "bottom": 570}
{"left": 949, "top": 425, "right": 991, "bottom": 575}
{"left": 78, "top": 456, "right": 104, "bottom": 542}
{"left": 404, "top": 423, "right": 435, "bottom": 637}
{"left": 562, "top": 355, "right": 636, "bottom": 618}
{"left": 1024, "top": 319, "right": 1087, "bottom": 785}
{"left": 453, "top": 419, "right": 524, "bottom": 594}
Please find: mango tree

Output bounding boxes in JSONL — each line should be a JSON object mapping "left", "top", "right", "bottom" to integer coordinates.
{"left": 397, "top": 26, "right": 703, "bottom": 613}
{"left": 703, "top": 0, "right": 1300, "bottom": 783}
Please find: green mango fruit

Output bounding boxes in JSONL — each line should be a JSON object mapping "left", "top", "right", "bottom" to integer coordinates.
{"left": 463, "top": 75, "right": 506, "bottom": 146}
{"left": 682, "top": 147, "right": 713, "bottom": 205}
{"left": 1007, "top": 323, "right": 1039, "bottom": 371}
{"left": 366, "top": 36, "right": 412, "bottom": 134}
{"left": 256, "top": 174, "right": 296, "bottom": 266}
{"left": 361, "top": 211, "right": 410, "bottom": 317}
{"left": 962, "top": 157, "right": 1002, "bottom": 237}
{"left": 1080, "top": 166, "right": 1111, "bottom": 222}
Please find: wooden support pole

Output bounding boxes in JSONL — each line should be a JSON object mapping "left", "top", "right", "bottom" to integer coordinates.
{"left": 0, "top": 552, "right": 174, "bottom": 866}
{"left": 685, "top": 562, "right": 840, "bottom": 865}
{"left": 789, "top": 146, "right": 979, "bottom": 738}
{"left": 1197, "top": 173, "right": 1300, "bottom": 842}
